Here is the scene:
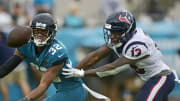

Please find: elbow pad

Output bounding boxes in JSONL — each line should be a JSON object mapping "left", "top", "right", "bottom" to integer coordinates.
{"left": 0, "top": 55, "right": 23, "bottom": 78}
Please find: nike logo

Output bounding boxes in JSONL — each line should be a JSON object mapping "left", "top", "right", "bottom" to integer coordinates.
{"left": 58, "top": 53, "right": 64, "bottom": 58}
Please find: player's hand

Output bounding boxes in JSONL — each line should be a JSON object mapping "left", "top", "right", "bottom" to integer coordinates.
{"left": 18, "top": 97, "right": 30, "bottom": 101}
{"left": 62, "top": 64, "right": 84, "bottom": 78}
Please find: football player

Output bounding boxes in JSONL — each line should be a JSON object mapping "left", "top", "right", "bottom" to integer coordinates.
{"left": 0, "top": 13, "right": 89, "bottom": 101}
{"left": 62, "top": 11, "right": 179, "bottom": 101}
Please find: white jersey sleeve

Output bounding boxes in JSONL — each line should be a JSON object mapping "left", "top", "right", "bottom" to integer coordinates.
{"left": 122, "top": 41, "right": 151, "bottom": 60}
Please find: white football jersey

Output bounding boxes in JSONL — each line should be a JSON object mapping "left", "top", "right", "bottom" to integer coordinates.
{"left": 113, "top": 28, "right": 170, "bottom": 81}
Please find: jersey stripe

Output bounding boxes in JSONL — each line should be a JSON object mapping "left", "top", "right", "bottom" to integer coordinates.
{"left": 125, "top": 41, "right": 148, "bottom": 54}
{"left": 146, "top": 76, "right": 167, "bottom": 101}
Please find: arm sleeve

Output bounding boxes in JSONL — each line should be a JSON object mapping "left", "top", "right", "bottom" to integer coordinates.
{"left": 0, "top": 55, "right": 23, "bottom": 78}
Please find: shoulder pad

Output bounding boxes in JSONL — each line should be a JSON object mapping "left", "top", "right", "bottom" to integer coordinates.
{"left": 122, "top": 41, "right": 150, "bottom": 60}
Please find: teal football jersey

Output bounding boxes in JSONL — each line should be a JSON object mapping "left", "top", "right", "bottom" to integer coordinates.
{"left": 18, "top": 39, "right": 83, "bottom": 91}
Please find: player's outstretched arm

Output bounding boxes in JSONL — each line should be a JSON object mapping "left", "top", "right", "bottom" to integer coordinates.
{"left": 0, "top": 49, "right": 24, "bottom": 78}
{"left": 85, "top": 56, "right": 136, "bottom": 77}
{"left": 63, "top": 56, "right": 135, "bottom": 78}
{"left": 75, "top": 45, "right": 111, "bottom": 69}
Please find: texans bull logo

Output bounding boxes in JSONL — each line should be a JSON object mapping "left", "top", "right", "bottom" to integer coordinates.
{"left": 119, "top": 15, "right": 131, "bottom": 24}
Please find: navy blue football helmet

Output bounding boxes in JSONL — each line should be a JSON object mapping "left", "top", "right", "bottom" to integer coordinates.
{"left": 30, "top": 13, "right": 57, "bottom": 46}
{"left": 104, "top": 11, "right": 136, "bottom": 48}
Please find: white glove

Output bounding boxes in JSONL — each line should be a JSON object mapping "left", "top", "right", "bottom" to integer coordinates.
{"left": 62, "top": 64, "right": 85, "bottom": 78}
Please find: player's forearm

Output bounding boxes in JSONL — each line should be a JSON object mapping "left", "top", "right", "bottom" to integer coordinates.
{"left": 75, "top": 45, "right": 111, "bottom": 69}
{"left": 75, "top": 52, "right": 100, "bottom": 69}
{"left": 26, "top": 84, "right": 48, "bottom": 100}
{"left": 84, "top": 64, "right": 115, "bottom": 77}
{"left": 27, "top": 68, "right": 59, "bottom": 100}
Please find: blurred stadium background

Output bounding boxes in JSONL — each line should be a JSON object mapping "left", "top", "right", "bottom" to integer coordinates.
{"left": 0, "top": 0, "right": 180, "bottom": 101}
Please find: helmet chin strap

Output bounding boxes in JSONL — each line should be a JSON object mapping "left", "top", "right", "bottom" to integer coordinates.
{"left": 34, "top": 36, "right": 50, "bottom": 46}
{"left": 107, "top": 38, "right": 123, "bottom": 49}
{"left": 108, "top": 41, "right": 123, "bottom": 49}
{"left": 114, "top": 42, "right": 123, "bottom": 48}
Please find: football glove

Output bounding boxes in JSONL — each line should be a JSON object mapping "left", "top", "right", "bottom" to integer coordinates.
{"left": 62, "top": 64, "right": 84, "bottom": 78}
